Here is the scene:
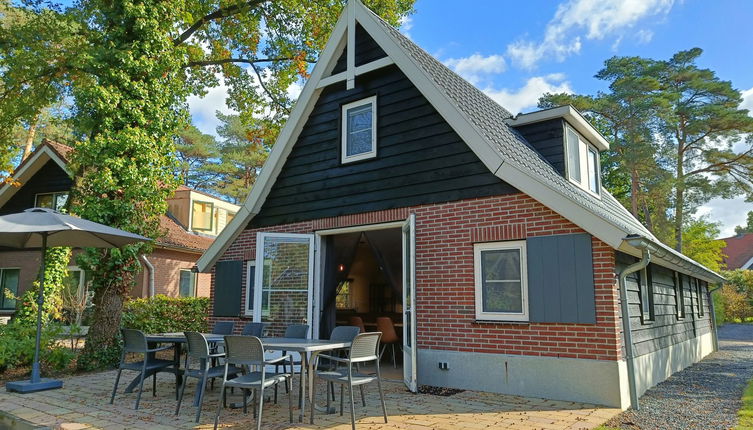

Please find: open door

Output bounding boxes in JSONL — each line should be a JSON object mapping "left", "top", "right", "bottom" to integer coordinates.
{"left": 402, "top": 214, "right": 417, "bottom": 392}
{"left": 254, "top": 232, "right": 315, "bottom": 337}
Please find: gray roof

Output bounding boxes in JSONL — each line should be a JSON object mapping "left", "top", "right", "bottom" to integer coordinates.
{"left": 367, "top": 8, "right": 723, "bottom": 282}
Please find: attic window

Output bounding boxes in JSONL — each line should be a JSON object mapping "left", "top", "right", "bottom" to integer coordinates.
{"left": 341, "top": 96, "right": 377, "bottom": 163}
{"left": 565, "top": 125, "right": 601, "bottom": 197}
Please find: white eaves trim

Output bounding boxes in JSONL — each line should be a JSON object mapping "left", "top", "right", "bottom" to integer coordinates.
{"left": 506, "top": 105, "right": 610, "bottom": 151}
{"left": 0, "top": 145, "right": 70, "bottom": 210}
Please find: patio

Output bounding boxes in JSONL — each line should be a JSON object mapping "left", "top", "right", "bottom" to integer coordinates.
{"left": 0, "top": 369, "right": 620, "bottom": 430}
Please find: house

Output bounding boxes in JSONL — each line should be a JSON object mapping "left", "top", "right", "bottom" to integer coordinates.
{"left": 0, "top": 140, "right": 240, "bottom": 321}
{"left": 196, "top": 0, "right": 724, "bottom": 409}
{"left": 721, "top": 233, "right": 753, "bottom": 269}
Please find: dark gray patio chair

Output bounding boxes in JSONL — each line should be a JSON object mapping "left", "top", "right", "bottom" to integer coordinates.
{"left": 312, "top": 332, "right": 387, "bottom": 430}
{"left": 209, "top": 321, "right": 235, "bottom": 365}
{"left": 241, "top": 322, "right": 267, "bottom": 337}
{"left": 110, "top": 329, "right": 178, "bottom": 410}
{"left": 213, "top": 335, "right": 294, "bottom": 430}
{"left": 322, "top": 326, "right": 362, "bottom": 402}
{"left": 276, "top": 323, "right": 310, "bottom": 393}
{"left": 176, "top": 332, "right": 241, "bottom": 423}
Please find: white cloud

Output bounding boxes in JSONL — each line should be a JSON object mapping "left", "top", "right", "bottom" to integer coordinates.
{"left": 507, "top": 0, "right": 674, "bottom": 69}
{"left": 741, "top": 86, "right": 753, "bottom": 113}
{"left": 482, "top": 74, "right": 573, "bottom": 115}
{"left": 399, "top": 15, "right": 413, "bottom": 39}
{"left": 698, "top": 198, "right": 753, "bottom": 238}
{"left": 187, "top": 79, "right": 236, "bottom": 136}
{"left": 444, "top": 54, "right": 507, "bottom": 85}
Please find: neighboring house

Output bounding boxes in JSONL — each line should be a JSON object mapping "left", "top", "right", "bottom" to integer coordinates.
{"left": 197, "top": 1, "right": 722, "bottom": 409}
{"left": 0, "top": 140, "right": 239, "bottom": 321}
{"left": 721, "top": 233, "right": 753, "bottom": 269}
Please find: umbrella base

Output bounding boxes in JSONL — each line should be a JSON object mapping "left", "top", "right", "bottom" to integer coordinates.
{"left": 6, "top": 378, "right": 63, "bottom": 393}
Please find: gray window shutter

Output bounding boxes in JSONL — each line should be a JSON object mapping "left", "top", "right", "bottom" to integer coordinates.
{"left": 213, "top": 260, "right": 243, "bottom": 317}
{"left": 527, "top": 233, "right": 596, "bottom": 324}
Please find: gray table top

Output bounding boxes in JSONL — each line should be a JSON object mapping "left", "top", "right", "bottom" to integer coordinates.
{"left": 145, "top": 333, "right": 350, "bottom": 353}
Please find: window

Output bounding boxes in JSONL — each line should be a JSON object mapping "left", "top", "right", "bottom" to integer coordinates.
{"left": 638, "top": 266, "right": 654, "bottom": 323}
{"left": 474, "top": 241, "right": 528, "bottom": 321}
{"left": 341, "top": 96, "right": 377, "bottom": 163}
{"left": 179, "top": 270, "right": 196, "bottom": 297}
{"left": 565, "top": 125, "right": 601, "bottom": 196}
{"left": 674, "top": 272, "right": 686, "bottom": 319}
{"left": 587, "top": 147, "right": 600, "bottom": 193}
{"left": 335, "top": 280, "right": 352, "bottom": 310}
{"left": 191, "top": 201, "right": 214, "bottom": 231}
{"left": 0, "top": 268, "right": 20, "bottom": 310}
{"left": 695, "top": 279, "right": 704, "bottom": 317}
{"left": 35, "top": 192, "right": 68, "bottom": 211}
{"left": 245, "top": 261, "right": 255, "bottom": 316}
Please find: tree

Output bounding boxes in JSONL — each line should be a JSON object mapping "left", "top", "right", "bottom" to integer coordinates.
{"left": 681, "top": 218, "right": 726, "bottom": 273}
{"left": 1, "top": 0, "right": 414, "bottom": 368}
{"left": 175, "top": 124, "right": 220, "bottom": 191}
{"left": 210, "top": 113, "right": 276, "bottom": 203}
{"left": 734, "top": 211, "right": 753, "bottom": 235}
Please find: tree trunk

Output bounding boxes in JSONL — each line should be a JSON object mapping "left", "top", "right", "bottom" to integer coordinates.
{"left": 642, "top": 198, "right": 654, "bottom": 233}
{"left": 80, "top": 279, "right": 126, "bottom": 369}
{"left": 674, "top": 145, "right": 685, "bottom": 252}
{"left": 22, "top": 114, "right": 40, "bottom": 161}
{"left": 630, "top": 167, "right": 640, "bottom": 217}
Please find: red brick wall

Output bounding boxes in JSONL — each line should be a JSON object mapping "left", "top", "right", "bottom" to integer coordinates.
{"left": 209, "top": 193, "right": 623, "bottom": 360}
{"left": 133, "top": 248, "right": 209, "bottom": 298}
{"left": 0, "top": 250, "right": 41, "bottom": 315}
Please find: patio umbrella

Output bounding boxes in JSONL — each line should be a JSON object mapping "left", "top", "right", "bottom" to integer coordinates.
{"left": 1, "top": 208, "right": 150, "bottom": 393}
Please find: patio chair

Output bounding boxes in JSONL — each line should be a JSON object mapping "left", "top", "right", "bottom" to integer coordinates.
{"left": 312, "top": 332, "right": 387, "bottom": 430}
{"left": 276, "top": 323, "right": 310, "bottom": 387}
{"left": 376, "top": 317, "right": 401, "bottom": 368}
{"left": 241, "top": 322, "right": 267, "bottom": 337}
{"left": 213, "top": 335, "right": 294, "bottom": 430}
{"left": 209, "top": 321, "right": 235, "bottom": 365}
{"left": 176, "top": 332, "right": 241, "bottom": 423}
{"left": 349, "top": 316, "right": 366, "bottom": 333}
{"left": 322, "top": 326, "right": 361, "bottom": 402}
{"left": 110, "top": 329, "right": 178, "bottom": 410}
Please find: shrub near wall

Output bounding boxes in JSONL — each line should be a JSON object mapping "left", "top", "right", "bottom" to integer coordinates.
{"left": 122, "top": 295, "right": 209, "bottom": 334}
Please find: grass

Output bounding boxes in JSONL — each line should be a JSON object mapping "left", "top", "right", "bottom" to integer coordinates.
{"left": 739, "top": 376, "right": 753, "bottom": 430}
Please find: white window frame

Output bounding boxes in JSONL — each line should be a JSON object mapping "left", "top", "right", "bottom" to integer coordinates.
{"left": 473, "top": 241, "right": 529, "bottom": 322}
{"left": 178, "top": 269, "right": 197, "bottom": 297}
{"left": 565, "top": 124, "right": 601, "bottom": 198}
{"left": 0, "top": 267, "right": 20, "bottom": 311}
{"left": 587, "top": 146, "right": 600, "bottom": 194}
{"left": 35, "top": 191, "right": 69, "bottom": 211}
{"left": 341, "top": 96, "right": 377, "bottom": 164}
{"left": 245, "top": 261, "right": 256, "bottom": 317}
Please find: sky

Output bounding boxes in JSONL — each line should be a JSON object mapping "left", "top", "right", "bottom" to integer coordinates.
{"left": 188, "top": 0, "right": 753, "bottom": 238}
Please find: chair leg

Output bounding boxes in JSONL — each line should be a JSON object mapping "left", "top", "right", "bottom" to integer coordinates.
{"left": 135, "top": 365, "right": 147, "bottom": 410}
{"left": 330, "top": 381, "right": 336, "bottom": 401}
{"left": 223, "top": 386, "right": 227, "bottom": 408}
{"left": 359, "top": 385, "right": 366, "bottom": 407}
{"left": 256, "top": 386, "right": 265, "bottom": 430}
{"left": 213, "top": 382, "right": 225, "bottom": 430}
{"left": 153, "top": 373, "right": 157, "bottom": 397}
{"left": 243, "top": 389, "right": 249, "bottom": 415}
{"left": 196, "top": 372, "right": 209, "bottom": 423}
{"left": 340, "top": 385, "right": 344, "bottom": 416}
{"left": 287, "top": 377, "right": 294, "bottom": 423}
{"left": 376, "top": 363, "right": 388, "bottom": 423}
{"left": 348, "top": 382, "right": 357, "bottom": 430}
{"left": 392, "top": 343, "right": 397, "bottom": 369}
{"left": 325, "top": 380, "right": 331, "bottom": 415}
{"left": 175, "top": 374, "right": 188, "bottom": 416}
{"left": 110, "top": 368, "right": 123, "bottom": 404}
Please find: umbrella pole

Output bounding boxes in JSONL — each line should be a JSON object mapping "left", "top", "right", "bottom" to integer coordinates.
{"left": 30, "top": 232, "right": 47, "bottom": 384}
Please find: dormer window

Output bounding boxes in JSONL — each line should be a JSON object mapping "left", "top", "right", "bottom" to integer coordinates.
{"left": 341, "top": 96, "right": 377, "bottom": 163}
{"left": 565, "top": 125, "right": 600, "bottom": 196}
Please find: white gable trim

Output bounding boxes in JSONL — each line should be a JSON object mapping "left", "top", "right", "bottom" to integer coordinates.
{"left": 0, "top": 145, "right": 70, "bottom": 210}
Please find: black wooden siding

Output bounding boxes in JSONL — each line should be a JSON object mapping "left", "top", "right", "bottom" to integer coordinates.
{"left": 0, "top": 160, "right": 72, "bottom": 215}
{"left": 331, "top": 24, "right": 387, "bottom": 74}
{"left": 512, "top": 119, "right": 565, "bottom": 177}
{"left": 527, "top": 233, "right": 596, "bottom": 324}
{"left": 250, "top": 63, "right": 517, "bottom": 228}
{"left": 617, "top": 253, "right": 713, "bottom": 357}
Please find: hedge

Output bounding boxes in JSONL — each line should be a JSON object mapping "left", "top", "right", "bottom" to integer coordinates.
{"left": 121, "top": 295, "right": 209, "bottom": 334}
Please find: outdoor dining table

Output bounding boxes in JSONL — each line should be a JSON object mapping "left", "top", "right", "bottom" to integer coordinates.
{"left": 125, "top": 332, "right": 350, "bottom": 423}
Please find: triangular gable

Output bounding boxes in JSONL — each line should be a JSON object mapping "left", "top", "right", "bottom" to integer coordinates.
{"left": 0, "top": 142, "right": 71, "bottom": 211}
{"left": 197, "top": 1, "right": 723, "bottom": 284}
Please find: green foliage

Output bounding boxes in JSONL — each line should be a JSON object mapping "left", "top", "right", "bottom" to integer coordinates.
{"left": 0, "top": 322, "right": 75, "bottom": 373}
{"left": 735, "top": 211, "right": 753, "bottom": 235}
{"left": 713, "top": 288, "right": 726, "bottom": 325}
{"left": 14, "top": 247, "right": 72, "bottom": 326}
{"left": 121, "top": 295, "right": 209, "bottom": 334}
{"left": 175, "top": 124, "right": 220, "bottom": 190}
{"left": 719, "top": 269, "right": 753, "bottom": 323}
{"left": 681, "top": 218, "right": 726, "bottom": 273}
{"left": 739, "top": 375, "right": 753, "bottom": 430}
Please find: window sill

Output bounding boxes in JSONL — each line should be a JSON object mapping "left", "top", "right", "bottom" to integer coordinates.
{"left": 474, "top": 319, "right": 530, "bottom": 325}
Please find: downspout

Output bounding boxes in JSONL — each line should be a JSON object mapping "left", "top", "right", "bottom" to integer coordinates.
{"left": 617, "top": 247, "right": 651, "bottom": 411}
{"left": 141, "top": 255, "right": 155, "bottom": 298}
{"left": 707, "top": 283, "right": 723, "bottom": 352}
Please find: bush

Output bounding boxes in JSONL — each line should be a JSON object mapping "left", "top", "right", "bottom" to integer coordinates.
{"left": 0, "top": 322, "right": 76, "bottom": 373}
{"left": 121, "top": 295, "right": 209, "bottom": 334}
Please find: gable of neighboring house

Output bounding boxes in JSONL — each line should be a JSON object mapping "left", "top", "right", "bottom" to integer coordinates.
{"left": 721, "top": 233, "right": 753, "bottom": 269}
